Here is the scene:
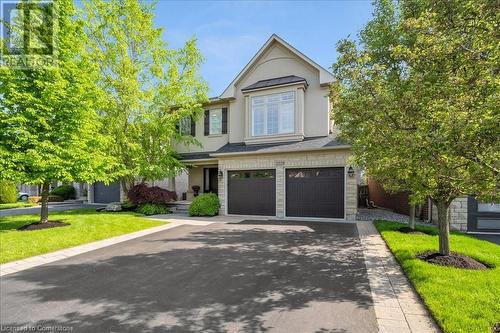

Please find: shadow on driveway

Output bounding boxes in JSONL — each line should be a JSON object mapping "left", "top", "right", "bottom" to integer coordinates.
{"left": 1, "top": 221, "right": 376, "bottom": 333}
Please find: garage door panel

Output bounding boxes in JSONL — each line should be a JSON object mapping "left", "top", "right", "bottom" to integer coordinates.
{"left": 94, "top": 181, "right": 120, "bottom": 204}
{"left": 228, "top": 170, "right": 276, "bottom": 216}
{"left": 286, "top": 167, "right": 344, "bottom": 218}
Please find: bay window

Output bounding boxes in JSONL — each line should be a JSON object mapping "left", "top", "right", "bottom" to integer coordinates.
{"left": 251, "top": 91, "right": 295, "bottom": 136}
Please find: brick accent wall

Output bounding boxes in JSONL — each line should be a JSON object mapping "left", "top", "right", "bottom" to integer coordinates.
{"left": 217, "top": 149, "right": 357, "bottom": 220}
{"left": 367, "top": 178, "right": 410, "bottom": 215}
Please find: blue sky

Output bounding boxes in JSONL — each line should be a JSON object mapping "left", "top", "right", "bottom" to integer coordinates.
{"left": 154, "top": 1, "right": 374, "bottom": 97}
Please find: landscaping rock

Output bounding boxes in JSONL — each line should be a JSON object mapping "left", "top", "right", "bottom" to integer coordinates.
{"left": 105, "top": 202, "right": 122, "bottom": 212}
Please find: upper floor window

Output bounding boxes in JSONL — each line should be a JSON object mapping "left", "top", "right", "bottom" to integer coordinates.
{"left": 179, "top": 117, "right": 192, "bottom": 136}
{"left": 251, "top": 91, "right": 295, "bottom": 136}
{"left": 209, "top": 109, "right": 222, "bottom": 135}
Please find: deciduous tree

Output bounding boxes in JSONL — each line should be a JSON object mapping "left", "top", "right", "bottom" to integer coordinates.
{"left": 0, "top": 0, "right": 117, "bottom": 223}
{"left": 330, "top": 0, "right": 499, "bottom": 255}
{"left": 81, "top": 0, "right": 208, "bottom": 195}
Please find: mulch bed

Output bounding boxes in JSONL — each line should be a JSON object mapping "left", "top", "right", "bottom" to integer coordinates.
{"left": 398, "top": 226, "right": 428, "bottom": 235}
{"left": 18, "top": 221, "right": 70, "bottom": 231}
{"left": 417, "top": 250, "right": 489, "bottom": 270}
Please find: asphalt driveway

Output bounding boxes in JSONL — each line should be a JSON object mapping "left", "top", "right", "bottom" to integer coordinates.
{"left": 0, "top": 221, "right": 377, "bottom": 333}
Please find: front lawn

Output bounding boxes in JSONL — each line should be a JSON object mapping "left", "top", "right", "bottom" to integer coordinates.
{"left": 375, "top": 220, "right": 500, "bottom": 333}
{"left": 0, "top": 209, "right": 164, "bottom": 263}
{"left": 0, "top": 202, "right": 37, "bottom": 210}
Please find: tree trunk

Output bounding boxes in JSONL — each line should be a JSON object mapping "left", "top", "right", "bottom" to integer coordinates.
{"left": 435, "top": 200, "right": 451, "bottom": 255}
{"left": 409, "top": 204, "right": 416, "bottom": 230}
{"left": 40, "top": 182, "right": 50, "bottom": 224}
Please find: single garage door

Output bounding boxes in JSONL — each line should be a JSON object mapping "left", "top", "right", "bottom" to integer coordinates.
{"left": 94, "top": 181, "right": 120, "bottom": 203}
{"left": 228, "top": 170, "right": 276, "bottom": 216}
{"left": 286, "top": 167, "right": 344, "bottom": 218}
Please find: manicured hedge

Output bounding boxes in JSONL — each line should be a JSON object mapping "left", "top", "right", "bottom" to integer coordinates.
{"left": 50, "top": 185, "right": 76, "bottom": 200}
{"left": 189, "top": 193, "right": 220, "bottom": 217}
{"left": 0, "top": 181, "right": 17, "bottom": 204}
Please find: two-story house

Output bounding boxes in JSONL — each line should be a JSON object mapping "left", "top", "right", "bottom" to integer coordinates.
{"left": 175, "top": 34, "right": 358, "bottom": 220}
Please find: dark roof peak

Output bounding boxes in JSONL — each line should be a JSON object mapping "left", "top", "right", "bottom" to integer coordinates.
{"left": 242, "top": 75, "right": 307, "bottom": 92}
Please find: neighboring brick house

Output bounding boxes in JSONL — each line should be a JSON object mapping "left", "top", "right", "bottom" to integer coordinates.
{"left": 175, "top": 34, "right": 358, "bottom": 220}
{"left": 368, "top": 179, "right": 500, "bottom": 233}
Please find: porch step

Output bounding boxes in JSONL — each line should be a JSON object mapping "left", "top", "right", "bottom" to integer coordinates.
{"left": 166, "top": 201, "right": 191, "bottom": 213}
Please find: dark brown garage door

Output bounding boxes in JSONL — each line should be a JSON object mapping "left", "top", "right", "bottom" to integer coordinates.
{"left": 286, "top": 168, "right": 344, "bottom": 218}
{"left": 228, "top": 170, "right": 276, "bottom": 216}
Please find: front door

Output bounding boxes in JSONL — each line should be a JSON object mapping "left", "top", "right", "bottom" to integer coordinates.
{"left": 204, "top": 168, "right": 218, "bottom": 194}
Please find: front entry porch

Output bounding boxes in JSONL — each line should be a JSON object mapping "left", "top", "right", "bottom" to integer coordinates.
{"left": 184, "top": 162, "right": 219, "bottom": 201}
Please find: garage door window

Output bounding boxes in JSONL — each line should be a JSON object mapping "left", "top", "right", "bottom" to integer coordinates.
{"left": 288, "top": 169, "right": 340, "bottom": 178}
{"left": 230, "top": 170, "right": 275, "bottom": 179}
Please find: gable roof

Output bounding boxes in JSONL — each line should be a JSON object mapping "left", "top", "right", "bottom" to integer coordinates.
{"left": 219, "top": 34, "right": 334, "bottom": 99}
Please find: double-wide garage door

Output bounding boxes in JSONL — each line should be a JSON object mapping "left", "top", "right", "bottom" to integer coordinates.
{"left": 227, "top": 167, "right": 345, "bottom": 218}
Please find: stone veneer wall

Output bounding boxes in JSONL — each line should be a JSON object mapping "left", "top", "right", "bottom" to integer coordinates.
{"left": 430, "top": 197, "right": 468, "bottom": 231}
{"left": 217, "top": 149, "right": 357, "bottom": 220}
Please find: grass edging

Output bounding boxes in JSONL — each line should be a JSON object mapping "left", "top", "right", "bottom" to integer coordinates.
{"left": 0, "top": 209, "right": 165, "bottom": 263}
{"left": 374, "top": 220, "right": 500, "bottom": 333}
{"left": 0, "top": 202, "right": 37, "bottom": 210}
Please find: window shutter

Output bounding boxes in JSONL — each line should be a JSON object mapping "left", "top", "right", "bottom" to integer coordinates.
{"left": 222, "top": 107, "right": 228, "bottom": 134}
{"left": 175, "top": 120, "right": 180, "bottom": 134}
{"left": 190, "top": 116, "right": 196, "bottom": 136}
{"left": 204, "top": 110, "right": 210, "bottom": 136}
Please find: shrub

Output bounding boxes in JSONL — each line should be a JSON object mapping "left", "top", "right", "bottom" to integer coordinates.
{"left": 189, "top": 193, "right": 220, "bottom": 217}
{"left": 128, "top": 183, "right": 177, "bottom": 205}
{"left": 0, "top": 181, "right": 17, "bottom": 204}
{"left": 121, "top": 201, "right": 137, "bottom": 211}
{"left": 28, "top": 196, "right": 41, "bottom": 204}
{"left": 48, "top": 195, "right": 64, "bottom": 202}
{"left": 50, "top": 185, "right": 76, "bottom": 200}
{"left": 136, "top": 203, "right": 171, "bottom": 216}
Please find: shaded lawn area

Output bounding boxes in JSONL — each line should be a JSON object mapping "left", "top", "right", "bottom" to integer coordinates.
{"left": 0, "top": 209, "right": 165, "bottom": 263}
{"left": 0, "top": 202, "right": 37, "bottom": 210}
{"left": 375, "top": 220, "right": 500, "bottom": 333}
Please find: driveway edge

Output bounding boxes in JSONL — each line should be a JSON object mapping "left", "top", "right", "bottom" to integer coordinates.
{"left": 357, "top": 221, "right": 441, "bottom": 333}
{"left": 0, "top": 220, "right": 213, "bottom": 277}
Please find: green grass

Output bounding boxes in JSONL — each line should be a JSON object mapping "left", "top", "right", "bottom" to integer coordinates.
{"left": 0, "top": 209, "right": 165, "bottom": 263}
{"left": 0, "top": 202, "right": 37, "bottom": 210}
{"left": 375, "top": 220, "right": 500, "bottom": 333}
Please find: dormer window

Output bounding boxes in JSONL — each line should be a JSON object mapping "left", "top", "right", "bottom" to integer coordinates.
{"left": 251, "top": 91, "right": 295, "bottom": 137}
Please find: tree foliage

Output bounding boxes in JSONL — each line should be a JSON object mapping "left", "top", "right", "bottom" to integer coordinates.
{"left": 0, "top": 0, "right": 117, "bottom": 222}
{"left": 81, "top": 0, "right": 208, "bottom": 193}
{"left": 330, "top": 0, "right": 499, "bottom": 254}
